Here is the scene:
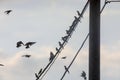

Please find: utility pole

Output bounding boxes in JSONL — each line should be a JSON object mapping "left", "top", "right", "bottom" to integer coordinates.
{"left": 89, "top": 0, "right": 100, "bottom": 80}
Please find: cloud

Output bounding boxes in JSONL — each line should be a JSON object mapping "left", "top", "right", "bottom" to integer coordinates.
{"left": 0, "top": 44, "right": 120, "bottom": 80}
{"left": 101, "top": 45, "right": 120, "bottom": 80}
{"left": 101, "top": 9, "right": 120, "bottom": 16}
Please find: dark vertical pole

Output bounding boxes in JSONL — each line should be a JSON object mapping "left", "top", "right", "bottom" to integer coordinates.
{"left": 89, "top": 0, "right": 100, "bottom": 80}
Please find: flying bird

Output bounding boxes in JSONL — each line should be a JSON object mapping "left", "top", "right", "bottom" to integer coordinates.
{"left": 22, "top": 54, "right": 31, "bottom": 58}
{"left": 61, "top": 56, "right": 67, "bottom": 59}
{"left": 25, "top": 42, "right": 36, "bottom": 49}
{"left": 16, "top": 41, "right": 24, "bottom": 48}
{"left": 64, "top": 66, "right": 70, "bottom": 74}
{"left": 0, "top": 64, "right": 4, "bottom": 66}
{"left": 4, "top": 10, "right": 12, "bottom": 15}
{"left": 49, "top": 52, "right": 55, "bottom": 62}
{"left": 81, "top": 71, "right": 87, "bottom": 80}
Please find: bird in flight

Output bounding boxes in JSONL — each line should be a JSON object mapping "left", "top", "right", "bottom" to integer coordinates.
{"left": 0, "top": 64, "right": 4, "bottom": 66}
{"left": 4, "top": 10, "right": 12, "bottom": 15}
{"left": 64, "top": 66, "right": 70, "bottom": 74}
{"left": 22, "top": 54, "right": 31, "bottom": 58}
{"left": 61, "top": 56, "right": 67, "bottom": 59}
{"left": 16, "top": 41, "right": 24, "bottom": 48}
{"left": 81, "top": 71, "right": 87, "bottom": 80}
{"left": 24, "top": 42, "right": 36, "bottom": 49}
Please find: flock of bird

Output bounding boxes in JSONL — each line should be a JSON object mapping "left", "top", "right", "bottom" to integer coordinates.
{"left": 0, "top": 10, "right": 87, "bottom": 80}
{"left": 34, "top": 10, "right": 87, "bottom": 80}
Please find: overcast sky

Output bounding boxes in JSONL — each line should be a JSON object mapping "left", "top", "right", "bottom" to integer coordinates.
{"left": 0, "top": 0, "right": 120, "bottom": 80}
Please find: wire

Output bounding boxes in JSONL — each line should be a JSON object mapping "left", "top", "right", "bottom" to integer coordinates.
{"left": 108, "top": 0, "right": 120, "bottom": 3}
{"left": 101, "top": 0, "right": 120, "bottom": 13}
{"left": 100, "top": 0, "right": 110, "bottom": 13}
{"left": 36, "top": 0, "right": 90, "bottom": 80}
{"left": 60, "top": 33, "right": 89, "bottom": 80}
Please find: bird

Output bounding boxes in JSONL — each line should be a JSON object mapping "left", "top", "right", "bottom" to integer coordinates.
{"left": 35, "top": 73, "right": 39, "bottom": 80}
{"left": 38, "top": 68, "right": 42, "bottom": 75}
{"left": 16, "top": 41, "right": 24, "bottom": 48}
{"left": 0, "top": 64, "right": 4, "bottom": 66}
{"left": 22, "top": 54, "right": 31, "bottom": 58}
{"left": 64, "top": 66, "right": 70, "bottom": 74}
{"left": 4, "top": 10, "right": 12, "bottom": 15}
{"left": 49, "top": 52, "right": 55, "bottom": 62}
{"left": 81, "top": 71, "right": 87, "bottom": 80}
{"left": 66, "top": 30, "right": 71, "bottom": 35}
{"left": 77, "top": 10, "right": 82, "bottom": 17}
{"left": 58, "top": 41, "right": 63, "bottom": 48}
{"left": 61, "top": 56, "right": 67, "bottom": 59}
{"left": 24, "top": 42, "right": 36, "bottom": 49}
{"left": 74, "top": 16, "right": 80, "bottom": 22}
{"left": 62, "top": 36, "right": 68, "bottom": 42}
{"left": 56, "top": 47, "right": 59, "bottom": 52}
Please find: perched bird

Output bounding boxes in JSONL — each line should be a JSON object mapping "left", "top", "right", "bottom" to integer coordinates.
{"left": 25, "top": 42, "right": 36, "bottom": 49}
{"left": 66, "top": 30, "right": 71, "bottom": 35}
{"left": 38, "top": 68, "right": 42, "bottom": 75}
{"left": 81, "top": 71, "right": 87, "bottom": 80}
{"left": 49, "top": 52, "right": 55, "bottom": 62}
{"left": 16, "top": 41, "right": 24, "bottom": 48}
{"left": 4, "top": 10, "right": 12, "bottom": 15}
{"left": 35, "top": 73, "right": 39, "bottom": 80}
{"left": 74, "top": 16, "right": 80, "bottom": 22}
{"left": 64, "top": 66, "right": 70, "bottom": 74}
{"left": 61, "top": 56, "right": 67, "bottom": 59}
{"left": 62, "top": 36, "right": 68, "bottom": 42}
{"left": 35, "top": 68, "right": 42, "bottom": 80}
{"left": 58, "top": 41, "right": 63, "bottom": 48}
{"left": 56, "top": 47, "right": 59, "bottom": 52}
{"left": 22, "top": 54, "right": 31, "bottom": 58}
{"left": 77, "top": 10, "right": 82, "bottom": 17}
{"left": 0, "top": 64, "right": 4, "bottom": 66}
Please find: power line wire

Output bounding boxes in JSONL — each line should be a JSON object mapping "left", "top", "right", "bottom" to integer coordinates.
{"left": 60, "top": 0, "right": 120, "bottom": 80}
{"left": 101, "top": 0, "right": 120, "bottom": 13}
{"left": 36, "top": 0, "right": 89, "bottom": 80}
{"left": 60, "top": 33, "right": 89, "bottom": 80}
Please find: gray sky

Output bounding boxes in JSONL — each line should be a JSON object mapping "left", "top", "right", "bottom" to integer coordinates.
{"left": 0, "top": 0, "right": 120, "bottom": 80}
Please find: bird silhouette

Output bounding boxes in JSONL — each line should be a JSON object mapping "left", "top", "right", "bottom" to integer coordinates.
{"left": 66, "top": 30, "right": 71, "bottom": 35}
{"left": 56, "top": 47, "right": 59, "bottom": 52}
{"left": 16, "top": 41, "right": 24, "bottom": 48}
{"left": 0, "top": 64, "right": 4, "bottom": 66}
{"left": 62, "top": 36, "right": 68, "bottom": 42}
{"left": 22, "top": 54, "right": 31, "bottom": 58}
{"left": 38, "top": 68, "right": 42, "bottom": 75}
{"left": 58, "top": 41, "right": 63, "bottom": 48}
{"left": 35, "top": 73, "right": 39, "bottom": 80}
{"left": 25, "top": 42, "right": 36, "bottom": 49}
{"left": 81, "top": 71, "right": 87, "bottom": 80}
{"left": 64, "top": 66, "right": 70, "bottom": 74}
{"left": 61, "top": 56, "right": 67, "bottom": 59}
{"left": 35, "top": 68, "right": 42, "bottom": 80}
{"left": 49, "top": 52, "right": 55, "bottom": 62}
{"left": 77, "top": 10, "right": 82, "bottom": 17}
{"left": 4, "top": 10, "right": 12, "bottom": 15}
{"left": 74, "top": 16, "right": 80, "bottom": 22}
